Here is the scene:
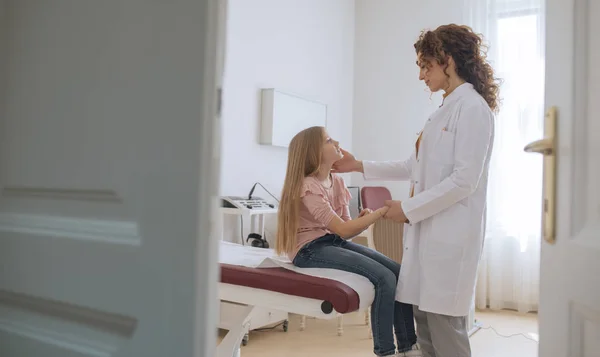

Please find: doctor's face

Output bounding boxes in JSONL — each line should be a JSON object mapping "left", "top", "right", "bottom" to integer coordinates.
{"left": 417, "top": 53, "right": 448, "bottom": 93}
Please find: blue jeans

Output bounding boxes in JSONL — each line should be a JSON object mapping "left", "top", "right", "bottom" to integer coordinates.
{"left": 293, "top": 234, "right": 417, "bottom": 356}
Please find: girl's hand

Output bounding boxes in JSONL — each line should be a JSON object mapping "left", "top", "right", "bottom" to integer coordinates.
{"left": 358, "top": 208, "right": 373, "bottom": 218}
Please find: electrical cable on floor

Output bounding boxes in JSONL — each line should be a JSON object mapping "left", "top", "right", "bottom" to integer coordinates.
{"left": 478, "top": 325, "right": 538, "bottom": 343}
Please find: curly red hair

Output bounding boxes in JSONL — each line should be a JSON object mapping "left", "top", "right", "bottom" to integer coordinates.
{"left": 414, "top": 24, "right": 501, "bottom": 113}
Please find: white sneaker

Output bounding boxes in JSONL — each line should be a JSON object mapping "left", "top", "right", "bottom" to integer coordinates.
{"left": 396, "top": 344, "right": 422, "bottom": 357}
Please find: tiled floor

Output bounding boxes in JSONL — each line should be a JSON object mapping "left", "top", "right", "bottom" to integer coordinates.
{"left": 218, "top": 309, "right": 538, "bottom": 357}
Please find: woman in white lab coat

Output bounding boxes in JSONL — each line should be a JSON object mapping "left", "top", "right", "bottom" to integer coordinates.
{"left": 333, "top": 24, "right": 500, "bottom": 357}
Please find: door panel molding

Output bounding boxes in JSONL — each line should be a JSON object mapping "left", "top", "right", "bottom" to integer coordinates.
{"left": 0, "top": 318, "right": 116, "bottom": 357}
{"left": 0, "top": 290, "right": 136, "bottom": 337}
{"left": 570, "top": 0, "right": 591, "bottom": 237}
{"left": 569, "top": 301, "right": 600, "bottom": 356}
{"left": 1, "top": 186, "right": 122, "bottom": 203}
{"left": 0, "top": 213, "right": 140, "bottom": 246}
{"left": 0, "top": 290, "right": 136, "bottom": 357}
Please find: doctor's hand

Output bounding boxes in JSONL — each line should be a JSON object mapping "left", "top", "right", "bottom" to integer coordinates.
{"left": 383, "top": 200, "right": 407, "bottom": 223}
{"left": 332, "top": 149, "right": 364, "bottom": 173}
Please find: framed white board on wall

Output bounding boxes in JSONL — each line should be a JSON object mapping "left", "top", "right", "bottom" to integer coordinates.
{"left": 260, "top": 89, "right": 327, "bottom": 148}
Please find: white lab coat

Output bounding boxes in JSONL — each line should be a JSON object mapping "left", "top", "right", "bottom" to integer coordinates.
{"left": 363, "top": 83, "right": 494, "bottom": 317}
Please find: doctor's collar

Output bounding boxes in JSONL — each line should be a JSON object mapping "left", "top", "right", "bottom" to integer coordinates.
{"left": 440, "top": 82, "right": 473, "bottom": 107}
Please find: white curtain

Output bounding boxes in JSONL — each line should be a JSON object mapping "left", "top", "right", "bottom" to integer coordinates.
{"left": 465, "top": 0, "right": 546, "bottom": 313}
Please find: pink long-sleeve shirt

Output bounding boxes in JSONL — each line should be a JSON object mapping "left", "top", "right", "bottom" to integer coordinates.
{"left": 289, "top": 174, "right": 352, "bottom": 260}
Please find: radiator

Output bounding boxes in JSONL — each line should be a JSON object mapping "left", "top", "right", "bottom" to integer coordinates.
{"left": 371, "top": 219, "right": 404, "bottom": 264}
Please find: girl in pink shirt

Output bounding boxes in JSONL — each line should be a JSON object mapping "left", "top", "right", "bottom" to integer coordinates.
{"left": 275, "top": 126, "right": 420, "bottom": 357}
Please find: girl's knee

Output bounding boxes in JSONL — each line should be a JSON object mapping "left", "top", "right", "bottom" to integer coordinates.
{"left": 390, "top": 261, "right": 401, "bottom": 278}
{"left": 375, "top": 269, "right": 397, "bottom": 290}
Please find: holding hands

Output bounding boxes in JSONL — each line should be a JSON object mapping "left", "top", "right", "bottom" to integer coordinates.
{"left": 358, "top": 208, "right": 373, "bottom": 218}
{"left": 383, "top": 200, "right": 407, "bottom": 223}
{"left": 362, "top": 207, "right": 389, "bottom": 218}
{"left": 333, "top": 148, "right": 406, "bottom": 223}
{"left": 359, "top": 201, "right": 407, "bottom": 224}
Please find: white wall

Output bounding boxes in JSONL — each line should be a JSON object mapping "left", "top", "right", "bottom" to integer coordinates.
{"left": 220, "top": 0, "right": 355, "bottom": 243}
{"left": 351, "top": 0, "right": 466, "bottom": 199}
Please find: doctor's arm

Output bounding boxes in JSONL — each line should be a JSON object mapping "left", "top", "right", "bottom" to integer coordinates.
{"left": 401, "top": 104, "right": 493, "bottom": 224}
{"left": 362, "top": 154, "right": 415, "bottom": 181}
{"left": 333, "top": 148, "right": 414, "bottom": 181}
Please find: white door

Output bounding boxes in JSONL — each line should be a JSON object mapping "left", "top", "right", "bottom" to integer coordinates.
{"left": 526, "top": 0, "right": 600, "bottom": 355}
{"left": 0, "top": 1, "right": 223, "bottom": 356}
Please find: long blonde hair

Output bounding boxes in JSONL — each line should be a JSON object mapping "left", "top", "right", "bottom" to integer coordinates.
{"left": 276, "top": 126, "right": 325, "bottom": 256}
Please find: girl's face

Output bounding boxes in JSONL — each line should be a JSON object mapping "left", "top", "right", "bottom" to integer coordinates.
{"left": 322, "top": 131, "right": 343, "bottom": 165}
